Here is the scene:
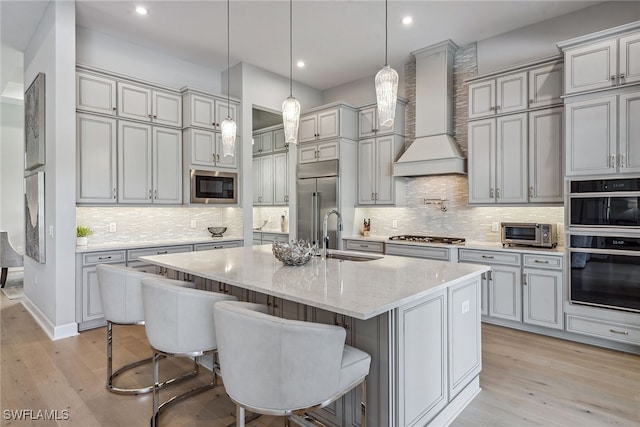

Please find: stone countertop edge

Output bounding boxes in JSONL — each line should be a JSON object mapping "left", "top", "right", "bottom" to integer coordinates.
{"left": 75, "top": 236, "right": 244, "bottom": 253}
{"left": 140, "top": 246, "right": 490, "bottom": 320}
{"left": 252, "top": 230, "right": 289, "bottom": 235}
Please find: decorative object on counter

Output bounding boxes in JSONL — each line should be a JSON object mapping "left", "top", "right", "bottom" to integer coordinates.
{"left": 254, "top": 219, "right": 269, "bottom": 231}
{"left": 76, "top": 225, "right": 93, "bottom": 246}
{"left": 375, "top": 0, "right": 398, "bottom": 128}
{"left": 280, "top": 212, "right": 288, "bottom": 233}
{"left": 424, "top": 198, "right": 448, "bottom": 212}
{"left": 361, "top": 218, "right": 371, "bottom": 237}
{"left": 207, "top": 227, "right": 227, "bottom": 237}
{"left": 220, "top": 0, "right": 236, "bottom": 157}
{"left": 272, "top": 240, "right": 317, "bottom": 266}
{"left": 282, "top": 0, "right": 300, "bottom": 145}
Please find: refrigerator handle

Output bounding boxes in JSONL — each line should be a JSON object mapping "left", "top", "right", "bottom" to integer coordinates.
{"left": 311, "top": 192, "right": 318, "bottom": 246}
{"left": 316, "top": 191, "right": 322, "bottom": 246}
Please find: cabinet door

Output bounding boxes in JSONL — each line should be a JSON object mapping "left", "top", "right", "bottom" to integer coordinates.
{"left": 259, "top": 131, "right": 274, "bottom": 154}
{"left": 252, "top": 157, "right": 262, "bottom": 205}
{"left": 528, "top": 63, "right": 563, "bottom": 108}
{"left": 564, "top": 39, "right": 617, "bottom": 94}
{"left": 489, "top": 265, "right": 522, "bottom": 322}
{"left": 318, "top": 109, "right": 339, "bottom": 140}
{"left": 298, "top": 144, "right": 318, "bottom": 163}
{"left": 189, "top": 94, "right": 216, "bottom": 129}
{"left": 565, "top": 96, "right": 617, "bottom": 176}
{"left": 273, "top": 152, "right": 288, "bottom": 205}
{"left": 188, "top": 129, "right": 216, "bottom": 167}
{"left": 528, "top": 108, "right": 563, "bottom": 203}
{"left": 117, "top": 82, "right": 152, "bottom": 122}
{"left": 357, "top": 139, "right": 376, "bottom": 205}
{"left": 273, "top": 128, "right": 287, "bottom": 151}
{"left": 152, "top": 90, "right": 182, "bottom": 127}
{"left": 76, "top": 114, "right": 117, "bottom": 204}
{"left": 118, "top": 121, "right": 153, "bottom": 204}
{"left": 480, "top": 272, "right": 489, "bottom": 316}
{"left": 358, "top": 106, "right": 377, "bottom": 138}
{"left": 523, "top": 268, "right": 563, "bottom": 330}
{"left": 496, "top": 72, "right": 528, "bottom": 114}
{"left": 299, "top": 115, "right": 318, "bottom": 143}
{"left": 468, "top": 119, "right": 496, "bottom": 203}
{"left": 496, "top": 113, "right": 527, "bottom": 203}
{"left": 76, "top": 72, "right": 117, "bottom": 115}
{"left": 374, "top": 136, "right": 395, "bottom": 204}
{"left": 82, "top": 266, "right": 105, "bottom": 322}
{"left": 215, "top": 100, "right": 238, "bottom": 127}
{"left": 215, "top": 133, "right": 238, "bottom": 169}
{"left": 316, "top": 140, "right": 339, "bottom": 161}
{"left": 468, "top": 80, "right": 496, "bottom": 119}
{"left": 260, "top": 156, "right": 274, "bottom": 205}
{"left": 153, "top": 127, "right": 182, "bottom": 204}
{"left": 619, "top": 91, "right": 640, "bottom": 173}
{"left": 620, "top": 32, "right": 640, "bottom": 86}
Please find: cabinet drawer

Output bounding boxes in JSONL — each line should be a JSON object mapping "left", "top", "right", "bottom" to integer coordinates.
{"left": 459, "top": 249, "right": 520, "bottom": 266}
{"left": 566, "top": 315, "right": 640, "bottom": 346}
{"left": 127, "top": 245, "right": 192, "bottom": 261}
{"left": 194, "top": 241, "right": 242, "bottom": 251}
{"left": 523, "top": 253, "right": 563, "bottom": 270}
{"left": 345, "top": 240, "right": 384, "bottom": 254}
{"left": 386, "top": 243, "right": 450, "bottom": 261}
{"left": 82, "top": 250, "right": 126, "bottom": 266}
{"left": 261, "top": 233, "right": 288, "bottom": 243}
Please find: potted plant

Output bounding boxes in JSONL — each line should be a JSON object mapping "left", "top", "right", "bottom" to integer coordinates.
{"left": 76, "top": 225, "right": 93, "bottom": 246}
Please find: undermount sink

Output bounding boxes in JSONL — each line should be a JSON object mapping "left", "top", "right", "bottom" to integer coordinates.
{"left": 325, "top": 252, "right": 382, "bottom": 262}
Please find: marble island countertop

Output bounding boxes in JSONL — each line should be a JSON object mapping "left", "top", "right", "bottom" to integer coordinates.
{"left": 75, "top": 235, "right": 244, "bottom": 253}
{"left": 140, "top": 245, "right": 489, "bottom": 320}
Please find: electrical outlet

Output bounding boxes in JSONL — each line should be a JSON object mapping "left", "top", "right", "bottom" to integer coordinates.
{"left": 392, "top": 220, "right": 398, "bottom": 229}
{"left": 190, "top": 220, "right": 197, "bottom": 229}
{"left": 109, "top": 222, "right": 117, "bottom": 233}
{"left": 461, "top": 300, "right": 470, "bottom": 314}
{"left": 491, "top": 222, "right": 499, "bottom": 232}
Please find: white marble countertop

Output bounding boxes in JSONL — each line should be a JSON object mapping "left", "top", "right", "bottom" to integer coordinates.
{"left": 75, "top": 236, "right": 244, "bottom": 253}
{"left": 140, "top": 245, "right": 489, "bottom": 320}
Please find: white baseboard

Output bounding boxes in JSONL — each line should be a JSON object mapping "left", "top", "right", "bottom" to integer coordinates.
{"left": 20, "top": 295, "right": 78, "bottom": 341}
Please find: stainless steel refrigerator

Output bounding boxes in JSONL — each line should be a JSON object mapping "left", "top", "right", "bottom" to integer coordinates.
{"left": 297, "top": 160, "right": 341, "bottom": 249}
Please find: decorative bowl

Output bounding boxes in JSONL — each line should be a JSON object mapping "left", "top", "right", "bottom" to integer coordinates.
{"left": 208, "top": 227, "right": 227, "bottom": 237}
{"left": 272, "top": 240, "right": 317, "bottom": 266}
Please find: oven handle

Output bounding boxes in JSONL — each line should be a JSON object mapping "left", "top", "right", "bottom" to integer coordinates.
{"left": 569, "top": 247, "right": 640, "bottom": 257}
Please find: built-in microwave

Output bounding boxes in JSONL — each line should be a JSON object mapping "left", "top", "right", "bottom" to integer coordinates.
{"left": 501, "top": 222, "right": 558, "bottom": 248}
{"left": 190, "top": 169, "right": 237, "bottom": 204}
{"left": 569, "top": 178, "right": 640, "bottom": 228}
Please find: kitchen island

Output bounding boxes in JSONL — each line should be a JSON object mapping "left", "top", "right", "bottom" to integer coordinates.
{"left": 141, "top": 245, "right": 489, "bottom": 427}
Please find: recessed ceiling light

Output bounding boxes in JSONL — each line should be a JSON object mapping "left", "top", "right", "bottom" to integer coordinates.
{"left": 135, "top": 6, "right": 148, "bottom": 15}
{"left": 402, "top": 16, "right": 413, "bottom": 25}
{"left": 297, "top": 60, "right": 305, "bottom": 68}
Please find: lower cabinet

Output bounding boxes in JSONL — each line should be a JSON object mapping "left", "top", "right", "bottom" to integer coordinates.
{"left": 385, "top": 243, "right": 453, "bottom": 261}
{"left": 522, "top": 253, "right": 564, "bottom": 330}
{"left": 343, "top": 239, "right": 384, "bottom": 254}
{"left": 253, "top": 232, "right": 289, "bottom": 246}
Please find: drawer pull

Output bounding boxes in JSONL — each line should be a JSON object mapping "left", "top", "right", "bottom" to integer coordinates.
{"left": 98, "top": 256, "right": 112, "bottom": 260}
{"left": 481, "top": 255, "right": 494, "bottom": 259}
{"left": 360, "top": 244, "right": 369, "bottom": 248}
{"left": 157, "top": 251, "right": 168, "bottom": 254}
{"left": 534, "top": 260, "right": 550, "bottom": 264}
{"left": 609, "top": 329, "right": 629, "bottom": 335}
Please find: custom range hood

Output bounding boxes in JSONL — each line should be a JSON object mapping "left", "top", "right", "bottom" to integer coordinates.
{"left": 393, "top": 40, "right": 466, "bottom": 176}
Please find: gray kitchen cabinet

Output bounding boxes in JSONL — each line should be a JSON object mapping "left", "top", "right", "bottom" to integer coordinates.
{"left": 76, "top": 113, "right": 118, "bottom": 204}
{"left": 252, "top": 129, "right": 274, "bottom": 155}
{"left": 76, "top": 250, "right": 126, "bottom": 331}
{"left": 522, "top": 253, "right": 563, "bottom": 330}
{"left": 253, "top": 232, "right": 289, "bottom": 246}
{"left": 194, "top": 240, "right": 242, "bottom": 251}
{"left": 127, "top": 245, "right": 192, "bottom": 277}
{"left": 118, "top": 120, "right": 182, "bottom": 204}
{"left": 253, "top": 155, "right": 274, "bottom": 205}
{"left": 117, "top": 81, "right": 182, "bottom": 127}
{"left": 273, "top": 151, "right": 289, "bottom": 205}
{"left": 528, "top": 62, "right": 564, "bottom": 109}
{"left": 357, "top": 102, "right": 406, "bottom": 138}
{"left": 468, "top": 71, "right": 527, "bottom": 119}
{"left": 385, "top": 243, "right": 452, "bottom": 262}
{"left": 184, "top": 128, "right": 238, "bottom": 170}
{"left": 528, "top": 108, "right": 563, "bottom": 203}
{"left": 468, "top": 113, "right": 528, "bottom": 204}
{"left": 298, "top": 140, "right": 340, "bottom": 163}
{"left": 76, "top": 71, "right": 117, "bottom": 116}
{"left": 182, "top": 90, "right": 239, "bottom": 132}
{"left": 357, "top": 135, "right": 405, "bottom": 205}
{"left": 299, "top": 108, "right": 340, "bottom": 143}
{"left": 274, "top": 128, "right": 286, "bottom": 151}
{"left": 344, "top": 239, "right": 384, "bottom": 254}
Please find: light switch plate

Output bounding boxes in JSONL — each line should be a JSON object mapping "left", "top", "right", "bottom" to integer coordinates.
{"left": 491, "top": 222, "right": 499, "bottom": 232}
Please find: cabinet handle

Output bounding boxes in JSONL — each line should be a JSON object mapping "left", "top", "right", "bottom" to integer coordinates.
{"left": 620, "top": 73, "right": 626, "bottom": 83}
{"left": 148, "top": 189, "right": 152, "bottom": 199}
{"left": 619, "top": 154, "right": 625, "bottom": 168}
{"left": 489, "top": 106, "right": 495, "bottom": 112}
{"left": 375, "top": 192, "right": 378, "bottom": 200}
{"left": 97, "top": 256, "right": 112, "bottom": 260}
{"left": 153, "top": 190, "right": 157, "bottom": 199}
{"left": 489, "top": 188, "right": 494, "bottom": 198}
{"left": 529, "top": 186, "right": 534, "bottom": 198}
{"left": 610, "top": 154, "right": 616, "bottom": 168}
{"left": 609, "top": 329, "right": 629, "bottom": 335}
{"left": 534, "top": 259, "right": 550, "bottom": 264}
{"left": 360, "top": 244, "right": 369, "bottom": 248}
{"left": 157, "top": 251, "right": 168, "bottom": 254}
{"left": 481, "top": 255, "right": 494, "bottom": 259}
{"left": 371, "top": 193, "right": 375, "bottom": 200}
{"left": 217, "top": 154, "right": 220, "bottom": 163}
{"left": 522, "top": 274, "right": 527, "bottom": 286}
{"left": 496, "top": 105, "right": 501, "bottom": 111}
{"left": 487, "top": 270, "right": 493, "bottom": 281}
{"left": 153, "top": 115, "right": 157, "bottom": 119}
{"left": 496, "top": 188, "right": 501, "bottom": 198}
{"left": 148, "top": 114, "right": 152, "bottom": 118}
{"left": 113, "top": 188, "right": 117, "bottom": 199}
{"left": 214, "top": 245, "right": 223, "bottom": 249}
{"left": 112, "top": 107, "right": 117, "bottom": 112}
{"left": 529, "top": 99, "right": 534, "bottom": 104}
{"left": 610, "top": 75, "right": 616, "bottom": 84}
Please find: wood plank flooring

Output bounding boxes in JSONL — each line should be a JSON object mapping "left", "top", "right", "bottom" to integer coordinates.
{"left": 2, "top": 294, "right": 639, "bottom": 426}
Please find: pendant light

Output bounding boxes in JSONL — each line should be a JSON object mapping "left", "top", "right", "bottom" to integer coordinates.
{"left": 282, "top": 0, "right": 300, "bottom": 145}
{"left": 220, "top": 0, "right": 236, "bottom": 157}
{"left": 375, "top": 0, "right": 398, "bottom": 128}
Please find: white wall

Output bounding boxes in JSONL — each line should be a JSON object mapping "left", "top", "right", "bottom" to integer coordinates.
{"left": 322, "top": 67, "right": 406, "bottom": 107}
{"left": 477, "top": 1, "right": 640, "bottom": 74}
{"left": 76, "top": 27, "right": 221, "bottom": 93}
{"left": 22, "top": 0, "right": 77, "bottom": 340}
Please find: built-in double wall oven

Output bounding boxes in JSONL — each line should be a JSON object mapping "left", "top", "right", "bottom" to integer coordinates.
{"left": 568, "top": 177, "right": 640, "bottom": 313}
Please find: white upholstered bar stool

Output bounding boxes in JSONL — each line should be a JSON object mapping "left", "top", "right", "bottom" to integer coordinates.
{"left": 141, "top": 276, "right": 238, "bottom": 427}
{"left": 0, "top": 231, "right": 23, "bottom": 288}
{"left": 96, "top": 264, "right": 198, "bottom": 395}
{"left": 213, "top": 300, "right": 371, "bottom": 427}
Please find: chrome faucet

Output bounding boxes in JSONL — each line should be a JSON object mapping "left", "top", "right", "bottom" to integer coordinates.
{"left": 322, "top": 209, "right": 342, "bottom": 259}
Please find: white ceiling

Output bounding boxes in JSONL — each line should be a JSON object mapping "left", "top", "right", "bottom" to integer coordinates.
{"left": 2, "top": 1, "right": 602, "bottom": 92}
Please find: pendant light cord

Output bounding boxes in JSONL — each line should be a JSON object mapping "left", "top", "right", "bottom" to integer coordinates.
{"left": 289, "top": 0, "right": 293, "bottom": 96}
{"left": 227, "top": 0, "right": 231, "bottom": 108}
{"left": 384, "top": 0, "right": 388, "bottom": 66}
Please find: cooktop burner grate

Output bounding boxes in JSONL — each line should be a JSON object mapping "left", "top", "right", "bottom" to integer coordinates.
{"left": 388, "top": 235, "right": 466, "bottom": 245}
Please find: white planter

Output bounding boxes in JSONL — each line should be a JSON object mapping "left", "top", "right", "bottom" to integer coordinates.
{"left": 76, "top": 236, "right": 88, "bottom": 246}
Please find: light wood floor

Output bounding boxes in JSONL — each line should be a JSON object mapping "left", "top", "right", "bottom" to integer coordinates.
{"left": 2, "top": 293, "right": 639, "bottom": 427}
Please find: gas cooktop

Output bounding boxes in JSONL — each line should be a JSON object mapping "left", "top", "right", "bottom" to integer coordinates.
{"left": 388, "top": 235, "right": 466, "bottom": 245}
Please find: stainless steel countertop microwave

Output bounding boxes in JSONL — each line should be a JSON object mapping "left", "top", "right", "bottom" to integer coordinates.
{"left": 501, "top": 222, "right": 558, "bottom": 248}
{"left": 190, "top": 169, "right": 237, "bottom": 204}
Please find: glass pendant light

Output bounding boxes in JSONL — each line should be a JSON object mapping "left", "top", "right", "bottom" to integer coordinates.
{"left": 282, "top": 0, "right": 300, "bottom": 144}
{"left": 220, "top": 0, "right": 236, "bottom": 157}
{"left": 375, "top": 0, "right": 398, "bottom": 128}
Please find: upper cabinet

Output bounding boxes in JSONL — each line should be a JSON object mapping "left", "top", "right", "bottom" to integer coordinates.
{"left": 253, "top": 125, "right": 287, "bottom": 156}
{"left": 528, "top": 62, "right": 564, "bottom": 108}
{"left": 76, "top": 72, "right": 117, "bottom": 116}
{"left": 558, "top": 23, "right": 640, "bottom": 96}
{"left": 358, "top": 102, "right": 406, "bottom": 138}
{"left": 117, "top": 82, "right": 182, "bottom": 127}
{"left": 468, "top": 72, "right": 527, "bottom": 119}
{"left": 182, "top": 90, "right": 239, "bottom": 132}
{"left": 298, "top": 103, "right": 357, "bottom": 143}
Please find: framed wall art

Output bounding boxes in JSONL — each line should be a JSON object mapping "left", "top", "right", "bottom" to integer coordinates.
{"left": 25, "top": 72, "right": 46, "bottom": 171}
{"left": 25, "top": 171, "right": 45, "bottom": 263}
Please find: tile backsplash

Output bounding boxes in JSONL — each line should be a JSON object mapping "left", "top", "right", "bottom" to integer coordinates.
{"left": 76, "top": 207, "right": 244, "bottom": 244}
{"left": 353, "top": 175, "right": 565, "bottom": 245}
{"left": 253, "top": 207, "right": 290, "bottom": 232}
